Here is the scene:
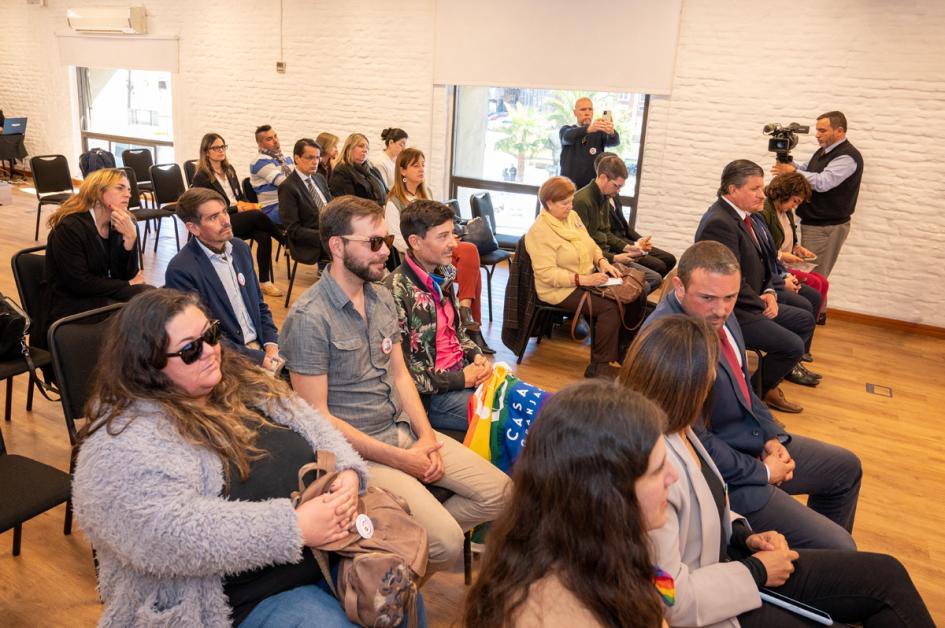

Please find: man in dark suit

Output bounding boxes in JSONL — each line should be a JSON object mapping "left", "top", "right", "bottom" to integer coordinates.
{"left": 165, "top": 187, "right": 281, "bottom": 370}
{"left": 695, "top": 159, "right": 817, "bottom": 414}
{"left": 646, "top": 240, "right": 861, "bottom": 551}
{"left": 278, "top": 138, "right": 331, "bottom": 266}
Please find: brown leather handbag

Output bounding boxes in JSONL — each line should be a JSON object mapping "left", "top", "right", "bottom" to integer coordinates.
{"left": 570, "top": 262, "right": 648, "bottom": 340}
{"left": 292, "top": 451, "right": 428, "bottom": 627}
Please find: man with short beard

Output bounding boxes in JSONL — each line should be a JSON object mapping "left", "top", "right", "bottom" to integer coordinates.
{"left": 281, "top": 195, "right": 510, "bottom": 573}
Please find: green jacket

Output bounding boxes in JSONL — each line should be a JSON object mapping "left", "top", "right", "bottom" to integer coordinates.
{"left": 760, "top": 198, "right": 798, "bottom": 252}
{"left": 572, "top": 181, "right": 629, "bottom": 261}
{"left": 381, "top": 255, "right": 480, "bottom": 395}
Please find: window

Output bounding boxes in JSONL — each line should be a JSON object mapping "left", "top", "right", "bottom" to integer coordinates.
{"left": 449, "top": 86, "right": 648, "bottom": 239}
{"left": 76, "top": 67, "right": 175, "bottom": 165}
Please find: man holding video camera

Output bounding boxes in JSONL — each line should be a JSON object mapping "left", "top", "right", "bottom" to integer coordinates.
{"left": 772, "top": 111, "right": 863, "bottom": 293}
{"left": 559, "top": 97, "right": 620, "bottom": 189}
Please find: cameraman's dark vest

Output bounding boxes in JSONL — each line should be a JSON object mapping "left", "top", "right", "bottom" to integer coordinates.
{"left": 796, "top": 139, "right": 863, "bottom": 226}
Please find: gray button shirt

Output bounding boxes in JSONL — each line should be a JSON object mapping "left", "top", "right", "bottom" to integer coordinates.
{"left": 196, "top": 238, "right": 257, "bottom": 344}
{"left": 281, "top": 265, "right": 404, "bottom": 445}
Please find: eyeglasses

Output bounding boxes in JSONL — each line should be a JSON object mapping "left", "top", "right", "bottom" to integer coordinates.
{"left": 208, "top": 144, "right": 228, "bottom": 152}
{"left": 165, "top": 320, "right": 222, "bottom": 365}
{"left": 341, "top": 234, "right": 395, "bottom": 252}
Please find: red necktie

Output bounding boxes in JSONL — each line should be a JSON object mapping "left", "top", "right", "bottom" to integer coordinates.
{"left": 744, "top": 215, "right": 759, "bottom": 248}
{"left": 718, "top": 327, "right": 751, "bottom": 402}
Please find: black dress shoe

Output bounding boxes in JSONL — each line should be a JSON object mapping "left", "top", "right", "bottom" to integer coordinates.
{"left": 801, "top": 352, "right": 813, "bottom": 363}
{"left": 817, "top": 312, "right": 827, "bottom": 325}
{"left": 785, "top": 364, "right": 820, "bottom": 387}
{"left": 797, "top": 363, "right": 821, "bottom": 380}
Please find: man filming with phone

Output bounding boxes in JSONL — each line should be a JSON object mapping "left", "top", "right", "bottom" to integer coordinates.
{"left": 559, "top": 97, "right": 620, "bottom": 189}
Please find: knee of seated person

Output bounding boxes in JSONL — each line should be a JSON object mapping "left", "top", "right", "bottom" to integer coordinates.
{"left": 479, "top": 471, "right": 513, "bottom": 520}
{"left": 426, "top": 520, "right": 465, "bottom": 570}
{"left": 822, "top": 525, "right": 858, "bottom": 552}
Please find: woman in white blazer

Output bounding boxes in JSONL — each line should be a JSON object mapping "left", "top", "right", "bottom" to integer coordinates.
{"left": 619, "top": 314, "right": 933, "bottom": 628}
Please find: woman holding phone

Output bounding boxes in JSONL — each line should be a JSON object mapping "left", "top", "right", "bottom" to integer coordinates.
{"left": 619, "top": 315, "right": 934, "bottom": 627}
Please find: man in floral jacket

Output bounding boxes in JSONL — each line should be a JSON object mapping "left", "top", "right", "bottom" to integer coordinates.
{"left": 382, "top": 200, "right": 493, "bottom": 433}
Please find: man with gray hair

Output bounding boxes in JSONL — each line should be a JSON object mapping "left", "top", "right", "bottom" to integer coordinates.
{"left": 695, "top": 159, "right": 817, "bottom": 414}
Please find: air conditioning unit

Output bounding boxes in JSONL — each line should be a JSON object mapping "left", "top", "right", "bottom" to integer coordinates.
{"left": 66, "top": 6, "right": 147, "bottom": 34}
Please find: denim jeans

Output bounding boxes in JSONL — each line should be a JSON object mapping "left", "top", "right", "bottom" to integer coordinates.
{"left": 426, "top": 388, "right": 474, "bottom": 433}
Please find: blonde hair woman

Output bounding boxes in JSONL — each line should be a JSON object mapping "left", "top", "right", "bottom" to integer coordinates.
{"left": 315, "top": 131, "right": 339, "bottom": 182}
{"left": 37, "top": 168, "right": 150, "bottom": 349}
{"left": 328, "top": 133, "right": 388, "bottom": 205}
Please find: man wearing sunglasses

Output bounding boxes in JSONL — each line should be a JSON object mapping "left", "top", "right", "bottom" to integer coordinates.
{"left": 166, "top": 187, "right": 283, "bottom": 373}
{"left": 282, "top": 195, "right": 510, "bottom": 573}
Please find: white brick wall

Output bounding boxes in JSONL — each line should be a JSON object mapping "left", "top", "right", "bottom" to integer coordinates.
{"left": 2, "top": 0, "right": 944, "bottom": 325}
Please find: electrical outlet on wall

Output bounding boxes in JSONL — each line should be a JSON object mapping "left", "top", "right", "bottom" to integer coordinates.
{"left": 276, "top": 61, "right": 287, "bottom": 74}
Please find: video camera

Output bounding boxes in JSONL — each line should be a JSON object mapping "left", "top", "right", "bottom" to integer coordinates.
{"left": 763, "top": 122, "right": 809, "bottom": 164}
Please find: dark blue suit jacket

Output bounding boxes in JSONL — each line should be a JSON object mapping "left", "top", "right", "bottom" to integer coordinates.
{"left": 647, "top": 292, "right": 789, "bottom": 514}
{"left": 164, "top": 237, "right": 278, "bottom": 365}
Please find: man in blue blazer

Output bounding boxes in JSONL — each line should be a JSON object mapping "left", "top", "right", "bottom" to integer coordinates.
{"left": 646, "top": 241, "right": 861, "bottom": 551}
{"left": 166, "top": 187, "right": 281, "bottom": 369}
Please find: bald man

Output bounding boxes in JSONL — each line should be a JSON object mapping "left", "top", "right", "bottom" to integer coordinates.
{"left": 559, "top": 97, "right": 620, "bottom": 189}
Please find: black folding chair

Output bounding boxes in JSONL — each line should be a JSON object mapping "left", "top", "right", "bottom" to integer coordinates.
{"left": 121, "top": 148, "right": 155, "bottom": 206}
{"left": 121, "top": 167, "right": 174, "bottom": 264}
{"left": 148, "top": 163, "right": 185, "bottom": 252}
{"left": 469, "top": 193, "right": 513, "bottom": 322}
{"left": 183, "top": 159, "right": 198, "bottom": 188}
{"left": 29, "top": 155, "right": 74, "bottom": 240}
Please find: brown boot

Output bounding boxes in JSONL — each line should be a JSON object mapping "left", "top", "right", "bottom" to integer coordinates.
{"left": 460, "top": 306, "right": 495, "bottom": 354}
{"left": 764, "top": 386, "right": 803, "bottom": 415}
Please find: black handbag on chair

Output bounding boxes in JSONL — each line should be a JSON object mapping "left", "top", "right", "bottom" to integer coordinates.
{"left": 464, "top": 216, "right": 499, "bottom": 254}
{"left": 0, "top": 294, "right": 60, "bottom": 400}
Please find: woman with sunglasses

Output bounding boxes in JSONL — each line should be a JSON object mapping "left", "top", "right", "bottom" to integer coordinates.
{"left": 385, "top": 148, "right": 493, "bottom": 353}
{"left": 37, "top": 168, "right": 151, "bottom": 351}
{"left": 72, "top": 288, "right": 388, "bottom": 627}
{"left": 464, "top": 379, "right": 676, "bottom": 627}
{"left": 193, "top": 132, "right": 286, "bottom": 297}
{"left": 329, "top": 133, "right": 388, "bottom": 206}
{"left": 619, "top": 315, "right": 933, "bottom": 627}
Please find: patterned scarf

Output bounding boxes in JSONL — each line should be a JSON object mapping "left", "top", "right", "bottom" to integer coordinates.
{"left": 261, "top": 147, "right": 293, "bottom": 177}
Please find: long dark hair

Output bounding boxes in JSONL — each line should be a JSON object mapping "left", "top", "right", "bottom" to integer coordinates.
{"left": 619, "top": 314, "right": 718, "bottom": 433}
{"left": 79, "top": 289, "right": 291, "bottom": 483}
{"left": 463, "top": 380, "right": 666, "bottom": 627}
{"left": 196, "top": 132, "right": 234, "bottom": 182}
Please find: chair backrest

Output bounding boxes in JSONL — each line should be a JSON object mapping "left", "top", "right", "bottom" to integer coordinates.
{"left": 121, "top": 149, "right": 155, "bottom": 184}
{"left": 119, "top": 167, "right": 142, "bottom": 210}
{"left": 11, "top": 245, "right": 46, "bottom": 323}
{"left": 79, "top": 148, "right": 117, "bottom": 177}
{"left": 470, "top": 192, "right": 497, "bottom": 234}
{"left": 445, "top": 198, "right": 462, "bottom": 221}
{"left": 242, "top": 177, "right": 258, "bottom": 203}
{"left": 29, "top": 155, "right": 73, "bottom": 197}
{"left": 49, "top": 303, "right": 124, "bottom": 445}
{"left": 149, "top": 163, "right": 185, "bottom": 206}
{"left": 183, "top": 159, "right": 198, "bottom": 188}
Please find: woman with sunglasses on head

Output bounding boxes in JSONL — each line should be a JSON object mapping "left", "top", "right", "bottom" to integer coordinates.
{"left": 72, "top": 288, "right": 389, "bottom": 627}
{"left": 619, "top": 315, "right": 933, "bottom": 627}
{"left": 37, "top": 168, "right": 152, "bottom": 351}
{"left": 385, "top": 148, "right": 494, "bottom": 353}
{"left": 329, "top": 133, "right": 388, "bottom": 206}
{"left": 193, "top": 132, "right": 286, "bottom": 297}
{"left": 464, "top": 379, "right": 677, "bottom": 627}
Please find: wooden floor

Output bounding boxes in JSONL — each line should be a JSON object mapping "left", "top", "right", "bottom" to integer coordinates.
{"left": 1, "top": 183, "right": 944, "bottom": 625}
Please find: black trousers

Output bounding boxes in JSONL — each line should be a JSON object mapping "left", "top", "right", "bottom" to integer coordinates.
{"left": 230, "top": 209, "right": 284, "bottom": 282}
{"left": 737, "top": 549, "right": 934, "bottom": 627}
{"left": 632, "top": 245, "right": 676, "bottom": 278}
{"left": 739, "top": 313, "right": 805, "bottom": 396}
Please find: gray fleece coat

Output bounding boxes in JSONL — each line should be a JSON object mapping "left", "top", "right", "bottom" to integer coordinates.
{"left": 73, "top": 394, "right": 368, "bottom": 628}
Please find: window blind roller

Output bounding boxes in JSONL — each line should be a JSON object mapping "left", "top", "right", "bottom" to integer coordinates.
{"left": 56, "top": 33, "right": 179, "bottom": 73}
{"left": 433, "top": 0, "right": 682, "bottom": 94}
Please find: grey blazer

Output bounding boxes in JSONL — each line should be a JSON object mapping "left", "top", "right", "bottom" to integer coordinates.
{"left": 648, "top": 429, "right": 761, "bottom": 627}
{"left": 73, "top": 395, "right": 368, "bottom": 628}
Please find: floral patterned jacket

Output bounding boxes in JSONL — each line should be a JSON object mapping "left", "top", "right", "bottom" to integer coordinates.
{"left": 381, "top": 255, "right": 480, "bottom": 395}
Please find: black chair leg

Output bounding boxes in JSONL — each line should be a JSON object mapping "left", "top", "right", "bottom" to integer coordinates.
{"left": 26, "top": 372, "right": 35, "bottom": 411}
{"left": 64, "top": 500, "right": 73, "bottom": 535}
{"left": 463, "top": 530, "right": 472, "bottom": 585}
{"left": 35, "top": 203, "right": 42, "bottom": 241}
{"left": 284, "top": 260, "right": 299, "bottom": 308}
{"left": 173, "top": 217, "right": 181, "bottom": 250}
{"left": 484, "top": 265, "right": 496, "bottom": 322}
{"left": 12, "top": 524, "right": 22, "bottom": 556}
{"left": 4, "top": 376, "right": 12, "bottom": 421}
{"left": 275, "top": 242, "right": 283, "bottom": 262}
{"left": 153, "top": 217, "right": 164, "bottom": 252}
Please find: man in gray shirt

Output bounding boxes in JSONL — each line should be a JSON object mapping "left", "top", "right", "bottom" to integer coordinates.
{"left": 281, "top": 195, "right": 510, "bottom": 572}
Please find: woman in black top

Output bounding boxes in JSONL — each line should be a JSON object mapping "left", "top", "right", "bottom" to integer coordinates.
{"left": 38, "top": 168, "right": 151, "bottom": 348}
{"left": 193, "top": 132, "right": 285, "bottom": 296}
{"left": 328, "top": 133, "right": 388, "bottom": 205}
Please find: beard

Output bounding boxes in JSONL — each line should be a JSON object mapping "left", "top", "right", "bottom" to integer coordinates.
{"left": 343, "top": 250, "right": 386, "bottom": 283}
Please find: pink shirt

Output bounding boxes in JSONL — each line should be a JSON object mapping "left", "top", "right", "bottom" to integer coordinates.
{"left": 405, "top": 254, "right": 464, "bottom": 371}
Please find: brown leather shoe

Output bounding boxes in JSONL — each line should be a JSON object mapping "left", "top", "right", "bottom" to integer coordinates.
{"left": 764, "top": 386, "right": 803, "bottom": 414}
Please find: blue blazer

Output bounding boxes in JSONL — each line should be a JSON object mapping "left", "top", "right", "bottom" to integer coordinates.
{"left": 165, "top": 237, "right": 278, "bottom": 365}
{"left": 647, "top": 293, "right": 789, "bottom": 515}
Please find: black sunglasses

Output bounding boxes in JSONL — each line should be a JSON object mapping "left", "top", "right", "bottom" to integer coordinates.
{"left": 341, "top": 234, "right": 395, "bottom": 252}
{"left": 165, "top": 320, "right": 222, "bottom": 365}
